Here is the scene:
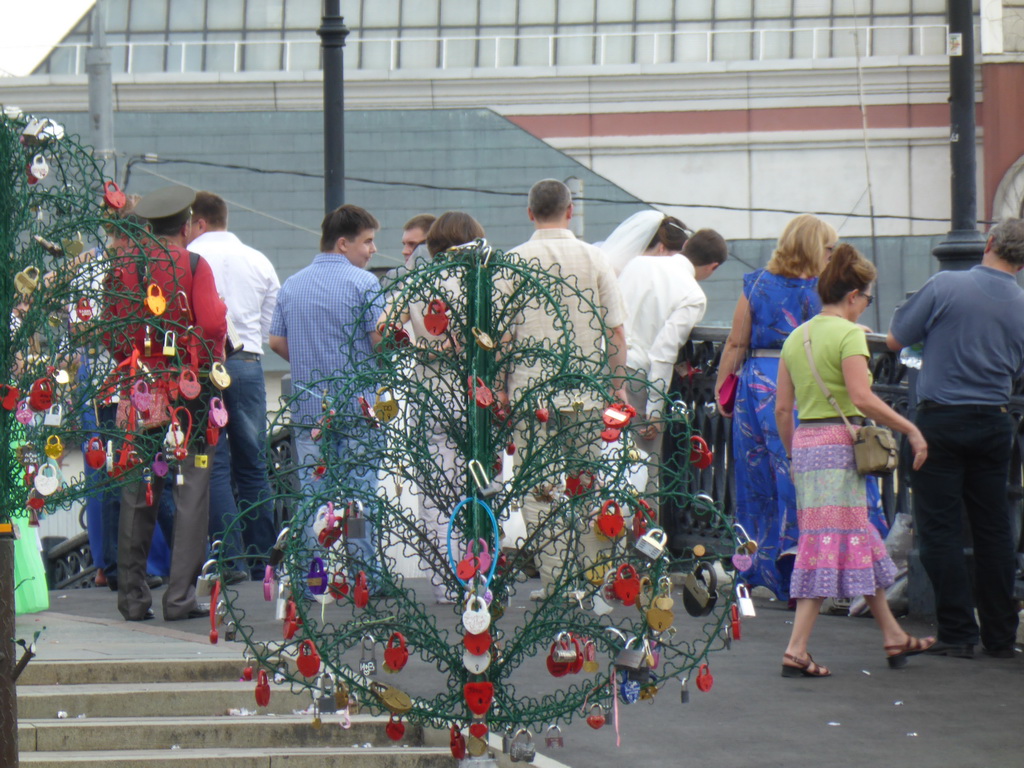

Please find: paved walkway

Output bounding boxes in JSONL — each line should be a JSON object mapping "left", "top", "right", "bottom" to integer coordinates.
{"left": 21, "top": 580, "right": 1022, "bottom": 768}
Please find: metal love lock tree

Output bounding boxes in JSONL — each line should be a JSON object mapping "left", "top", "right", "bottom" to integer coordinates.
{"left": 218, "top": 240, "right": 737, "bottom": 761}
{"left": 0, "top": 111, "right": 227, "bottom": 766}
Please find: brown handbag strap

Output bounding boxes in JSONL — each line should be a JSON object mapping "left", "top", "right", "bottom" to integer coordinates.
{"left": 801, "top": 323, "right": 858, "bottom": 442}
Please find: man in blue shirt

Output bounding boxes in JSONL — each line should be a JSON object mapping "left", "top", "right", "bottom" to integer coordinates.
{"left": 887, "top": 218, "right": 1024, "bottom": 659}
{"left": 269, "top": 204, "right": 385, "bottom": 582}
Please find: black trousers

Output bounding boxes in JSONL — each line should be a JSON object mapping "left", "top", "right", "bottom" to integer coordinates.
{"left": 911, "top": 407, "right": 1019, "bottom": 649}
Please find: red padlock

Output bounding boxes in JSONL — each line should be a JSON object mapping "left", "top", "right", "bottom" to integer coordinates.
{"left": 378, "top": 322, "right": 411, "bottom": 352}
{"left": 84, "top": 437, "right": 106, "bottom": 470}
{"left": 353, "top": 571, "right": 370, "bottom": 608}
{"left": 612, "top": 564, "right": 641, "bottom": 606}
{"left": 632, "top": 498, "right": 654, "bottom": 538}
{"left": 318, "top": 506, "right": 343, "bottom": 548}
{"left": 456, "top": 554, "right": 478, "bottom": 581}
{"left": 601, "top": 425, "right": 622, "bottom": 443}
{"left": 468, "top": 377, "right": 494, "bottom": 408}
{"left": 565, "top": 470, "right": 595, "bottom": 497}
{"left": 254, "top": 669, "right": 271, "bottom": 707}
{"left": 383, "top": 632, "right": 409, "bottom": 673}
{"left": 240, "top": 666, "right": 254, "bottom": 681}
{"left": 463, "top": 630, "right": 492, "bottom": 656}
{"left": 695, "top": 663, "right": 714, "bottom": 692}
{"left": 689, "top": 436, "right": 714, "bottom": 470}
{"left": 283, "top": 598, "right": 299, "bottom": 640}
{"left": 546, "top": 640, "right": 571, "bottom": 678}
{"left": 450, "top": 725, "right": 467, "bottom": 759}
{"left": 296, "top": 639, "right": 322, "bottom": 677}
{"left": 385, "top": 714, "right": 405, "bottom": 741}
{"left": 730, "top": 604, "right": 742, "bottom": 641}
{"left": 28, "top": 378, "right": 53, "bottom": 412}
{"left": 602, "top": 402, "right": 636, "bottom": 429}
{"left": 75, "top": 297, "right": 94, "bottom": 322}
{"left": 586, "top": 707, "right": 607, "bottom": 729}
{"left": 568, "top": 635, "right": 585, "bottom": 675}
{"left": 209, "top": 581, "right": 220, "bottom": 644}
{"left": 423, "top": 299, "right": 450, "bottom": 336}
{"left": 178, "top": 367, "right": 201, "bottom": 400}
{"left": 464, "top": 682, "right": 494, "bottom": 716}
{"left": 469, "top": 723, "right": 488, "bottom": 739}
{"left": 328, "top": 570, "right": 350, "bottom": 599}
{"left": 535, "top": 407, "right": 549, "bottom": 423}
{"left": 206, "top": 425, "right": 221, "bottom": 447}
{"left": 594, "top": 499, "right": 625, "bottom": 539}
{"left": 103, "top": 180, "right": 127, "bottom": 209}
{"left": 0, "top": 385, "right": 18, "bottom": 410}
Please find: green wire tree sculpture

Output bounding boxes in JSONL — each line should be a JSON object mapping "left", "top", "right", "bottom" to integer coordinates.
{"left": 223, "top": 239, "right": 740, "bottom": 761}
{"left": 0, "top": 110, "right": 224, "bottom": 766}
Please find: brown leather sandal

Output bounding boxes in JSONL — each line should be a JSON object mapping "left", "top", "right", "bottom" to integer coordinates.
{"left": 781, "top": 652, "right": 831, "bottom": 678}
{"left": 885, "top": 634, "right": 936, "bottom": 669}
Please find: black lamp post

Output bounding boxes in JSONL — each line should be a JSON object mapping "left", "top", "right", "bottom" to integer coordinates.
{"left": 932, "top": 0, "right": 985, "bottom": 270}
{"left": 318, "top": 0, "right": 349, "bottom": 214}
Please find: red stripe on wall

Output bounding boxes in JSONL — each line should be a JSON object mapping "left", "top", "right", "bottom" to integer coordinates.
{"left": 506, "top": 103, "right": 952, "bottom": 138}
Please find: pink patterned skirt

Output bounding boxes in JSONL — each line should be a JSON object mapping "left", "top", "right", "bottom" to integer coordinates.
{"left": 789, "top": 424, "right": 896, "bottom": 599}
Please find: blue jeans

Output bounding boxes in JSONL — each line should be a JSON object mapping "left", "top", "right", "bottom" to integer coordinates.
{"left": 85, "top": 403, "right": 173, "bottom": 579}
{"left": 208, "top": 355, "right": 276, "bottom": 573}
{"left": 294, "top": 428, "right": 380, "bottom": 586}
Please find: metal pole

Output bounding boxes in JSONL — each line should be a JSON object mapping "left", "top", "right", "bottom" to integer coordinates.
{"left": 931, "top": 0, "right": 985, "bottom": 270}
{"left": 566, "top": 177, "right": 584, "bottom": 239}
{"left": 0, "top": 537, "right": 17, "bottom": 767}
{"left": 85, "top": 0, "right": 115, "bottom": 176}
{"left": 318, "top": 0, "right": 349, "bottom": 214}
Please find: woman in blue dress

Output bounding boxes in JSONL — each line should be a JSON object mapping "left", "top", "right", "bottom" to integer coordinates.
{"left": 714, "top": 215, "right": 836, "bottom": 601}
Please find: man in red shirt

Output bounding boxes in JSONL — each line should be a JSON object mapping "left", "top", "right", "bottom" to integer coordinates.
{"left": 103, "top": 185, "right": 227, "bottom": 621}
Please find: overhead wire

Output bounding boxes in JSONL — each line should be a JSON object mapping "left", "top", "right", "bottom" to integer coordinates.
{"left": 123, "top": 155, "right": 971, "bottom": 225}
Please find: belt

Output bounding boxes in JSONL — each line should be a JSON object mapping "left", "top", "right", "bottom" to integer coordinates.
{"left": 800, "top": 416, "right": 865, "bottom": 426}
{"left": 227, "top": 350, "right": 261, "bottom": 362}
{"left": 750, "top": 349, "right": 782, "bottom": 358}
{"left": 917, "top": 401, "right": 1008, "bottom": 413}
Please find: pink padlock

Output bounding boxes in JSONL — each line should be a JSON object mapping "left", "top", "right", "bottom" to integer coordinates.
{"left": 15, "top": 399, "right": 34, "bottom": 426}
{"left": 470, "top": 538, "right": 492, "bottom": 573}
{"left": 263, "top": 565, "right": 275, "bottom": 601}
{"left": 151, "top": 452, "right": 170, "bottom": 478}
{"left": 209, "top": 397, "right": 229, "bottom": 428}
{"left": 130, "top": 380, "right": 152, "bottom": 412}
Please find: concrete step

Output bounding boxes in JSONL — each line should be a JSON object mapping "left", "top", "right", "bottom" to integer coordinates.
{"left": 19, "top": 658, "right": 248, "bottom": 686}
{"left": 19, "top": 746, "right": 457, "bottom": 767}
{"left": 19, "top": 714, "right": 422, "bottom": 753}
{"left": 18, "top": 681, "right": 306, "bottom": 719}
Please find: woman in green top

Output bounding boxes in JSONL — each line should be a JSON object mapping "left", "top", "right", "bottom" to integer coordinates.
{"left": 775, "top": 244, "right": 930, "bottom": 677}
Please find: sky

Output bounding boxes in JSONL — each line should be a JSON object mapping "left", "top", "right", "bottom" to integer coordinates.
{"left": 0, "top": 0, "right": 94, "bottom": 77}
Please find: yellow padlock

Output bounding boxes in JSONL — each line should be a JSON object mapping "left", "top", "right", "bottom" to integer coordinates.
{"left": 373, "top": 387, "right": 399, "bottom": 422}
{"left": 45, "top": 435, "right": 64, "bottom": 460}
{"left": 145, "top": 284, "right": 167, "bottom": 316}
{"left": 61, "top": 232, "right": 85, "bottom": 258}
{"left": 14, "top": 267, "right": 40, "bottom": 296}
{"left": 194, "top": 454, "right": 209, "bottom": 468}
{"left": 470, "top": 327, "right": 495, "bottom": 350}
{"left": 209, "top": 361, "right": 231, "bottom": 389}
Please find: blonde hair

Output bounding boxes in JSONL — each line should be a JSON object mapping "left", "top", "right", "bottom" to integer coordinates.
{"left": 765, "top": 214, "right": 837, "bottom": 278}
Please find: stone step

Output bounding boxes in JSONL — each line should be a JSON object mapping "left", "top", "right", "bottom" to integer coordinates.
{"left": 19, "top": 715, "right": 423, "bottom": 753}
{"left": 19, "top": 746, "right": 457, "bottom": 767}
{"left": 18, "top": 681, "right": 306, "bottom": 719}
{"left": 20, "top": 658, "right": 248, "bottom": 686}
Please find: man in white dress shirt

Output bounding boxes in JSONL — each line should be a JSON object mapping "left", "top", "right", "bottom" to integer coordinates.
{"left": 619, "top": 228, "right": 728, "bottom": 498}
{"left": 188, "top": 191, "right": 281, "bottom": 580}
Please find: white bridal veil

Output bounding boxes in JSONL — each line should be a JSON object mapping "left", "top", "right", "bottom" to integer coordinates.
{"left": 599, "top": 209, "right": 664, "bottom": 275}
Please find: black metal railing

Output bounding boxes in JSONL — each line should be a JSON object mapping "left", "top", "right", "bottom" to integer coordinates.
{"left": 663, "top": 324, "right": 1024, "bottom": 598}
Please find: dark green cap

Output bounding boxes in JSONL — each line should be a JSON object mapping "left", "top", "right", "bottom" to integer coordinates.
{"left": 135, "top": 185, "right": 196, "bottom": 235}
